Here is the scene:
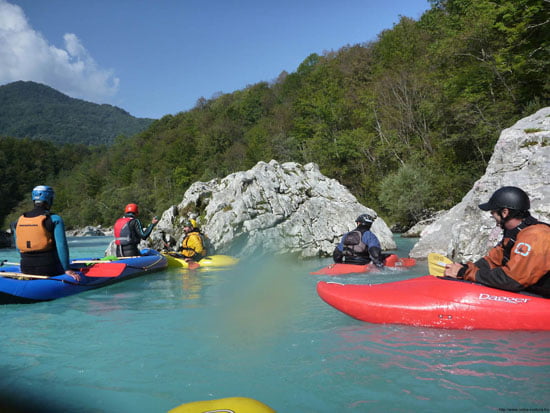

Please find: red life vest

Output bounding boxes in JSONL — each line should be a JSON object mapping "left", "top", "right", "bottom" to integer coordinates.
{"left": 114, "top": 217, "right": 134, "bottom": 246}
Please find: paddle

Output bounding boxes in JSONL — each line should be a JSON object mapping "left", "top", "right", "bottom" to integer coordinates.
{"left": 0, "top": 262, "right": 127, "bottom": 279}
{"left": 427, "top": 253, "right": 453, "bottom": 277}
{"left": 0, "top": 272, "right": 82, "bottom": 285}
{"left": 78, "top": 262, "right": 127, "bottom": 278}
{"left": 187, "top": 261, "right": 200, "bottom": 270}
{"left": 72, "top": 256, "right": 120, "bottom": 264}
{"left": 0, "top": 272, "right": 51, "bottom": 279}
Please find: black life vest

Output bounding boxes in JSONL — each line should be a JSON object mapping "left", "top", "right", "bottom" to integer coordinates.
{"left": 342, "top": 230, "right": 367, "bottom": 256}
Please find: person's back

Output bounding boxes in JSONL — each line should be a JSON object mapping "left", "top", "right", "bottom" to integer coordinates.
{"left": 114, "top": 203, "right": 158, "bottom": 257}
{"left": 14, "top": 185, "right": 72, "bottom": 276}
{"left": 333, "top": 213, "right": 385, "bottom": 267}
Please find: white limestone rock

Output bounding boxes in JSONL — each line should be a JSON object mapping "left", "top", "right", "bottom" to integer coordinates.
{"left": 410, "top": 107, "right": 550, "bottom": 261}
{"left": 151, "top": 160, "right": 395, "bottom": 258}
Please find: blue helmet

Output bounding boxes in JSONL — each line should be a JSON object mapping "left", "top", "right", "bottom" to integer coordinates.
{"left": 32, "top": 185, "right": 55, "bottom": 207}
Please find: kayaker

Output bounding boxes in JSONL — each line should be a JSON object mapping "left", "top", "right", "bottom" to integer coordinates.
{"left": 332, "top": 213, "right": 385, "bottom": 267}
{"left": 178, "top": 219, "right": 206, "bottom": 262}
{"left": 114, "top": 203, "right": 159, "bottom": 257}
{"left": 444, "top": 186, "right": 550, "bottom": 297}
{"left": 13, "top": 185, "right": 80, "bottom": 280}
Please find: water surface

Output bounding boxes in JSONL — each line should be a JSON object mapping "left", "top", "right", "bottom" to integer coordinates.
{"left": 1, "top": 236, "right": 549, "bottom": 412}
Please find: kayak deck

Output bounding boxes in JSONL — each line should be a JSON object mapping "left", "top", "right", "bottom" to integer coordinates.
{"left": 311, "top": 254, "right": 416, "bottom": 275}
{"left": 317, "top": 275, "right": 550, "bottom": 330}
{"left": 0, "top": 249, "right": 167, "bottom": 304}
{"left": 162, "top": 252, "right": 239, "bottom": 269}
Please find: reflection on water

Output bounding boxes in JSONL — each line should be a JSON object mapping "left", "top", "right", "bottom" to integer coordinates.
{"left": 327, "top": 325, "right": 550, "bottom": 410}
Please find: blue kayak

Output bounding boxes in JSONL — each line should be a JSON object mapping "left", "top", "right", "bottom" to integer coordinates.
{"left": 0, "top": 249, "right": 167, "bottom": 304}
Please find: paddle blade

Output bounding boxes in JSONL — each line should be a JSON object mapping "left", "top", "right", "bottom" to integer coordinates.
{"left": 79, "top": 262, "right": 127, "bottom": 278}
{"left": 187, "top": 261, "right": 200, "bottom": 270}
{"left": 428, "top": 253, "right": 452, "bottom": 277}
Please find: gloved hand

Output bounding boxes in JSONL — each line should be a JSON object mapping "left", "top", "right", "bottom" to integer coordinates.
{"left": 369, "top": 246, "right": 385, "bottom": 268}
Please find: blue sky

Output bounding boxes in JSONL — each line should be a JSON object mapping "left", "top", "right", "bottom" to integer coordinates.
{"left": 1, "top": 0, "right": 430, "bottom": 119}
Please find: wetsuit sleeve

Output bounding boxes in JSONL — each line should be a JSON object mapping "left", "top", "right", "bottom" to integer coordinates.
{"left": 463, "top": 258, "right": 524, "bottom": 292}
{"left": 336, "top": 234, "right": 346, "bottom": 252}
{"left": 12, "top": 219, "right": 19, "bottom": 252}
{"left": 51, "top": 214, "right": 71, "bottom": 271}
{"left": 362, "top": 231, "right": 381, "bottom": 249}
{"left": 132, "top": 218, "right": 156, "bottom": 240}
{"left": 362, "top": 231, "right": 383, "bottom": 267}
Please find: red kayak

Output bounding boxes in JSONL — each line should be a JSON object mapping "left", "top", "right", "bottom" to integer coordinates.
{"left": 311, "top": 254, "right": 416, "bottom": 275}
{"left": 317, "top": 275, "right": 550, "bottom": 330}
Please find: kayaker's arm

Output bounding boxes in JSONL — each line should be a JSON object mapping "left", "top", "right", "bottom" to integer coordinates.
{"left": 51, "top": 214, "right": 72, "bottom": 271}
{"left": 368, "top": 246, "right": 384, "bottom": 268}
{"left": 132, "top": 217, "right": 158, "bottom": 240}
{"left": 464, "top": 258, "right": 524, "bottom": 292}
{"left": 363, "top": 232, "right": 383, "bottom": 267}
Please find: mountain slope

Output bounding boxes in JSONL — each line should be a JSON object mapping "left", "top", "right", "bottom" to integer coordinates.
{"left": 0, "top": 81, "right": 155, "bottom": 145}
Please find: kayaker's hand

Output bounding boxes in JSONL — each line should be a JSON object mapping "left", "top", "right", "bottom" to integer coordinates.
{"left": 152, "top": 216, "right": 159, "bottom": 225}
{"left": 444, "top": 262, "right": 464, "bottom": 278}
{"left": 65, "top": 270, "right": 81, "bottom": 281}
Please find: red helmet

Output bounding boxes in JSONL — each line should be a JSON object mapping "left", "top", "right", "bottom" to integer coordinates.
{"left": 124, "top": 203, "right": 139, "bottom": 214}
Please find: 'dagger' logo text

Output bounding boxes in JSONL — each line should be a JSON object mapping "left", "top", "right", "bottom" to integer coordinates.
{"left": 478, "top": 293, "right": 530, "bottom": 304}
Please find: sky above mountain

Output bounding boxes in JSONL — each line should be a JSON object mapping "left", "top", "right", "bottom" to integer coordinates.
{"left": 0, "top": 0, "right": 430, "bottom": 119}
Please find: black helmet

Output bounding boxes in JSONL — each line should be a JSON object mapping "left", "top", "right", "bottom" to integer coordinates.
{"left": 356, "top": 213, "right": 376, "bottom": 226}
{"left": 478, "top": 186, "right": 530, "bottom": 211}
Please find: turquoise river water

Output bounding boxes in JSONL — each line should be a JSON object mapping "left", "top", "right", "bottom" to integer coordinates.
{"left": 1, "top": 236, "right": 549, "bottom": 412}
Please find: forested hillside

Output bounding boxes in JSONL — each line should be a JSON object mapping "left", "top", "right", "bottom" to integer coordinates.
{"left": 2, "top": 0, "right": 548, "bottom": 230}
{"left": 0, "top": 81, "right": 154, "bottom": 145}
{"left": 0, "top": 137, "right": 98, "bottom": 224}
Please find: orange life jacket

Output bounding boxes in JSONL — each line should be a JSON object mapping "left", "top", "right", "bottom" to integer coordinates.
{"left": 464, "top": 221, "right": 550, "bottom": 288}
{"left": 16, "top": 214, "right": 55, "bottom": 253}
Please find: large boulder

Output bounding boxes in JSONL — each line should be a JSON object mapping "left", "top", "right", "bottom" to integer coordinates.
{"left": 149, "top": 160, "right": 395, "bottom": 258}
{"left": 66, "top": 226, "right": 111, "bottom": 237}
{"left": 0, "top": 231, "right": 12, "bottom": 248}
{"left": 410, "top": 107, "right": 550, "bottom": 261}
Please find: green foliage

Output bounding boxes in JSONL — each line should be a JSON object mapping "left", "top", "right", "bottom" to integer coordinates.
{"left": 1, "top": 0, "right": 548, "bottom": 230}
{"left": 0, "top": 136, "right": 96, "bottom": 227}
{"left": 0, "top": 81, "right": 154, "bottom": 145}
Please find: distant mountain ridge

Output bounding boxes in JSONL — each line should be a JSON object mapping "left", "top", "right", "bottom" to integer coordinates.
{"left": 0, "top": 81, "right": 155, "bottom": 145}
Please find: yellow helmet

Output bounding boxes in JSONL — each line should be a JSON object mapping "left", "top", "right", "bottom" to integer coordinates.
{"left": 183, "top": 219, "right": 198, "bottom": 229}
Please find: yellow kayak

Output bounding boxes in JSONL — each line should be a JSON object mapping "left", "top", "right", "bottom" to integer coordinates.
{"left": 162, "top": 252, "right": 239, "bottom": 269}
{"left": 169, "top": 397, "right": 275, "bottom": 413}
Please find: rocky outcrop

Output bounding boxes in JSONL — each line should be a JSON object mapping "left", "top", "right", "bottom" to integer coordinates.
{"left": 149, "top": 160, "right": 395, "bottom": 258}
{"left": 0, "top": 231, "right": 12, "bottom": 248}
{"left": 410, "top": 107, "right": 550, "bottom": 261}
{"left": 66, "top": 226, "right": 112, "bottom": 237}
{"left": 401, "top": 211, "right": 446, "bottom": 238}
